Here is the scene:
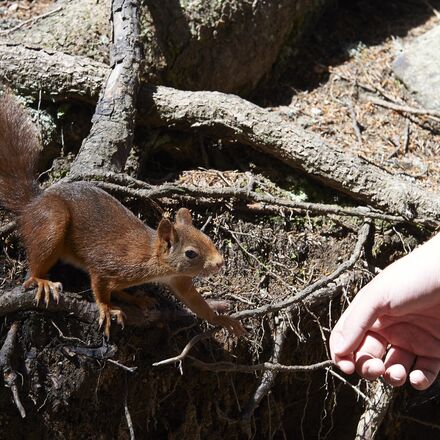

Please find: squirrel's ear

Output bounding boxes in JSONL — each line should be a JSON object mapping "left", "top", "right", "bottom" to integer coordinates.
{"left": 175, "top": 208, "right": 193, "bottom": 226}
{"left": 157, "top": 218, "right": 178, "bottom": 245}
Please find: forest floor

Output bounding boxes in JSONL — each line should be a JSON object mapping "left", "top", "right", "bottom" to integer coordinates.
{"left": 261, "top": 0, "right": 440, "bottom": 192}
{"left": 1, "top": 1, "right": 440, "bottom": 439}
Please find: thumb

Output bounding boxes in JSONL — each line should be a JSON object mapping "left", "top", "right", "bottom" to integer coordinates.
{"left": 330, "top": 286, "right": 385, "bottom": 358}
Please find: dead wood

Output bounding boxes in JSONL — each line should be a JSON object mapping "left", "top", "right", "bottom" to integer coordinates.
{"left": 70, "top": 0, "right": 142, "bottom": 174}
{"left": 1, "top": 45, "right": 440, "bottom": 222}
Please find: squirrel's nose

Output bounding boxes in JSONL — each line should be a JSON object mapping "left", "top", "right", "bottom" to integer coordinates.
{"left": 214, "top": 255, "right": 224, "bottom": 271}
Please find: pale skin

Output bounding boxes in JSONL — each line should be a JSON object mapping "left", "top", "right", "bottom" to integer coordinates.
{"left": 330, "top": 232, "right": 440, "bottom": 390}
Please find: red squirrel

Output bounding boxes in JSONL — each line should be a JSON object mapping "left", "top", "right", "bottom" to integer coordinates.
{"left": 0, "top": 94, "right": 244, "bottom": 337}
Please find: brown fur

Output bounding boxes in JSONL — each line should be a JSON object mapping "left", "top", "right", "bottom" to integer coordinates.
{"left": 0, "top": 95, "right": 244, "bottom": 337}
{"left": 0, "top": 94, "right": 42, "bottom": 213}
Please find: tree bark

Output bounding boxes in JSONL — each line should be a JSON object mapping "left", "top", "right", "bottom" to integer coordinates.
{"left": 2, "top": 0, "right": 329, "bottom": 95}
{"left": 1, "top": 44, "right": 439, "bottom": 222}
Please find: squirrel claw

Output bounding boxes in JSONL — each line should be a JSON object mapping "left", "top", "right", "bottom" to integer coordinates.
{"left": 23, "top": 277, "right": 63, "bottom": 306}
{"left": 213, "top": 315, "right": 246, "bottom": 338}
{"left": 98, "top": 304, "right": 126, "bottom": 338}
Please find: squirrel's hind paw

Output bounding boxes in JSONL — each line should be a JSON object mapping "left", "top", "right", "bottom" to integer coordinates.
{"left": 98, "top": 304, "right": 126, "bottom": 338}
{"left": 23, "top": 277, "right": 63, "bottom": 306}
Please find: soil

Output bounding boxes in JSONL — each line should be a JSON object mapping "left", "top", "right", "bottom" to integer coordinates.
{"left": 1, "top": 0, "right": 440, "bottom": 439}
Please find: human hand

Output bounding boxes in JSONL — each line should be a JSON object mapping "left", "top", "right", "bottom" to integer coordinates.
{"left": 330, "top": 233, "right": 440, "bottom": 390}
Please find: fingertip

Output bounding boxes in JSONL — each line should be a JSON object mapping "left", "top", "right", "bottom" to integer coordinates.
{"left": 409, "top": 370, "right": 434, "bottom": 391}
{"left": 359, "top": 358, "right": 385, "bottom": 380}
{"left": 384, "top": 364, "right": 407, "bottom": 387}
{"left": 335, "top": 357, "right": 356, "bottom": 375}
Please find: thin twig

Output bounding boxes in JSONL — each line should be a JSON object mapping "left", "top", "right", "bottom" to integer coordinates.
{"left": 326, "top": 368, "right": 371, "bottom": 404}
{"left": 366, "top": 96, "right": 440, "bottom": 121}
{"left": 107, "top": 358, "right": 138, "bottom": 373}
{"left": 51, "top": 320, "right": 86, "bottom": 344}
{"left": 348, "top": 100, "right": 362, "bottom": 145}
{"left": 188, "top": 357, "right": 333, "bottom": 373}
{"left": 403, "top": 118, "right": 411, "bottom": 154}
{"left": 152, "top": 329, "right": 217, "bottom": 367}
{"left": 124, "top": 394, "right": 136, "bottom": 440}
{"left": 0, "top": 6, "right": 63, "bottom": 35}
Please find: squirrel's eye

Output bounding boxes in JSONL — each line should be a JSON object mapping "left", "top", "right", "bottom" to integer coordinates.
{"left": 185, "top": 250, "right": 198, "bottom": 259}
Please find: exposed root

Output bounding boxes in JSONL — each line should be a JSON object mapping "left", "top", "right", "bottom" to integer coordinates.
{"left": 0, "top": 322, "right": 26, "bottom": 418}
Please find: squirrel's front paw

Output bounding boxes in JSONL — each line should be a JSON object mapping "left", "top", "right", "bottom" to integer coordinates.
{"left": 23, "top": 277, "right": 63, "bottom": 306}
{"left": 212, "top": 315, "right": 246, "bottom": 337}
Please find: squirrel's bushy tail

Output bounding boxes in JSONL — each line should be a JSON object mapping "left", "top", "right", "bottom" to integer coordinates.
{"left": 0, "top": 94, "right": 42, "bottom": 214}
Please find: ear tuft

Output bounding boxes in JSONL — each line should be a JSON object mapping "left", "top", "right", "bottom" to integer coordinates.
{"left": 157, "top": 218, "right": 178, "bottom": 244}
{"left": 176, "top": 208, "right": 193, "bottom": 226}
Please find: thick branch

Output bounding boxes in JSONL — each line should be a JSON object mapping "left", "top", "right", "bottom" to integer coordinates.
{"left": 70, "top": 0, "right": 142, "bottom": 174}
{"left": 1, "top": 45, "right": 440, "bottom": 220}
{"left": 0, "top": 287, "right": 191, "bottom": 328}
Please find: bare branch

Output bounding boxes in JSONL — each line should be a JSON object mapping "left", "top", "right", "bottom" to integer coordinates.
{"left": 188, "top": 357, "right": 333, "bottom": 373}
{"left": 124, "top": 395, "right": 136, "bottom": 440}
{"left": 326, "top": 368, "right": 371, "bottom": 404}
{"left": 152, "top": 329, "right": 217, "bottom": 367}
{"left": 366, "top": 95, "right": 440, "bottom": 121}
{"left": 0, "top": 6, "right": 63, "bottom": 35}
{"left": 0, "top": 286, "right": 193, "bottom": 328}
